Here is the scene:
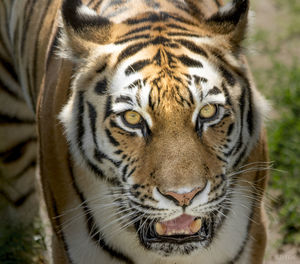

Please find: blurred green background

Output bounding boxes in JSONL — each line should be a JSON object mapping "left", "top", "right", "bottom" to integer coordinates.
{"left": 0, "top": 0, "right": 299, "bottom": 263}
{"left": 248, "top": 0, "right": 300, "bottom": 247}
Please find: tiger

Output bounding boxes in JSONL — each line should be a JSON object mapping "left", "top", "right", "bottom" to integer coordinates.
{"left": 0, "top": 0, "right": 270, "bottom": 263}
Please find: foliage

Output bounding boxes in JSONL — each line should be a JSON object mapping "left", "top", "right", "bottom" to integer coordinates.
{"left": 0, "top": 220, "right": 46, "bottom": 264}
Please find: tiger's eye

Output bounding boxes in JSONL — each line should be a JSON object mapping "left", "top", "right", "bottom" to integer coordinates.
{"left": 124, "top": 111, "right": 141, "bottom": 125}
{"left": 199, "top": 104, "right": 217, "bottom": 119}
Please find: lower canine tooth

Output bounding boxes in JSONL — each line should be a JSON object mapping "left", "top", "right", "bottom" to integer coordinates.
{"left": 190, "top": 219, "right": 202, "bottom": 233}
{"left": 155, "top": 223, "right": 166, "bottom": 235}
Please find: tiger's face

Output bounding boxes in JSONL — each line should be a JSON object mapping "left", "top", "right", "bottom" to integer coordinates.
{"left": 59, "top": 0, "right": 265, "bottom": 258}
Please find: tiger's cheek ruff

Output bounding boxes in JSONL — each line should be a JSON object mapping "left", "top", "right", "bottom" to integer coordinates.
{"left": 59, "top": 88, "right": 122, "bottom": 185}
{"left": 59, "top": 67, "right": 152, "bottom": 187}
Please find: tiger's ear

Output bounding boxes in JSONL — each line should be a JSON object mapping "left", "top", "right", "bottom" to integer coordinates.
{"left": 60, "top": 0, "right": 113, "bottom": 60}
{"left": 205, "top": 0, "right": 249, "bottom": 52}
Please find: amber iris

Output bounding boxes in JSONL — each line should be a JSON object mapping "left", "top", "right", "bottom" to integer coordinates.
{"left": 199, "top": 104, "right": 217, "bottom": 119}
{"left": 124, "top": 111, "right": 142, "bottom": 125}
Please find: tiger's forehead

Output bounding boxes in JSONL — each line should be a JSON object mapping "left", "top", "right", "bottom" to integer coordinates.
{"left": 109, "top": 42, "right": 225, "bottom": 117}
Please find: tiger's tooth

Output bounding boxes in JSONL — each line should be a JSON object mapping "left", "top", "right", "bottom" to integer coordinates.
{"left": 155, "top": 223, "right": 166, "bottom": 236}
{"left": 190, "top": 219, "right": 202, "bottom": 233}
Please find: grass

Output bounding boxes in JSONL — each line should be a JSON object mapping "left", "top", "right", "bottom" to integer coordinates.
{"left": 0, "top": 219, "right": 46, "bottom": 264}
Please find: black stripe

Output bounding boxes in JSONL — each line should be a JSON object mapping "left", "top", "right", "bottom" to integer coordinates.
{"left": 77, "top": 91, "right": 85, "bottom": 151}
{"left": 0, "top": 113, "right": 35, "bottom": 124}
{"left": 246, "top": 87, "right": 254, "bottom": 136}
{"left": 219, "top": 66, "right": 236, "bottom": 86}
{"left": 87, "top": 101, "right": 97, "bottom": 144}
{"left": 96, "top": 62, "right": 107, "bottom": 73}
{"left": 222, "top": 83, "right": 232, "bottom": 106}
{"left": 227, "top": 123, "right": 234, "bottom": 137}
{"left": 105, "top": 129, "right": 120, "bottom": 146}
{"left": 93, "top": 0, "right": 104, "bottom": 10}
{"left": 0, "top": 72, "right": 23, "bottom": 101}
{"left": 216, "top": 154, "right": 227, "bottom": 163}
{"left": 127, "top": 79, "right": 142, "bottom": 90}
{"left": 0, "top": 188, "right": 35, "bottom": 208}
{"left": 67, "top": 158, "right": 133, "bottom": 264}
{"left": 193, "top": 75, "right": 208, "bottom": 85}
{"left": 122, "top": 164, "right": 128, "bottom": 181}
{"left": 232, "top": 87, "right": 247, "bottom": 156}
{"left": 130, "top": 199, "right": 166, "bottom": 211}
{"left": 175, "top": 39, "right": 208, "bottom": 57}
{"left": 122, "top": 25, "right": 152, "bottom": 37}
{"left": 167, "top": 32, "right": 201, "bottom": 38}
{"left": 150, "top": 25, "right": 162, "bottom": 31}
{"left": 126, "top": 167, "right": 136, "bottom": 179}
{"left": 207, "top": 86, "right": 222, "bottom": 96}
{"left": 177, "top": 55, "right": 203, "bottom": 68}
{"left": 104, "top": 95, "right": 113, "bottom": 120}
{"left": 196, "top": 118, "right": 203, "bottom": 137}
{"left": 125, "top": 12, "right": 196, "bottom": 26}
{"left": 94, "top": 149, "right": 121, "bottom": 167}
{"left": 152, "top": 49, "right": 162, "bottom": 65}
{"left": 87, "top": 101, "right": 121, "bottom": 167}
{"left": 94, "top": 78, "right": 108, "bottom": 95}
{"left": 166, "top": 23, "right": 189, "bottom": 31}
{"left": 49, "top": 188, "right": 74, "bottom": 264}
{"left": 14, "top": 188, "right": 35, "bottom": 207}
{"left": 174, "top": 85, "right": 191, "bottom": 107}
{"left": 187, "top": 87, "right": 194, "bottom": 105}
{"left": 125, "top": 59, "right": 151, "bottom": 75}
{"left": 150, "top": 35, "right": 175, "bottom": 46}
{"left": 87, "top": 0, "right": 96, "bottom": 7}
{"left": 115, "top": 34, "right": 150, "bottom": 45}
{"left": 12, "top": 159, "right": 36, "bottom": 180}
{"left": 125, "top": 12, "right": 169, "bottom": 25}
{"left": 233, "top": 147, "right": 247, "bottom": 168}
{"left": 115, "top": 96, "right": 133, "bottom": 105}
{"left": 0, "top": 56, "right": 19, "bottom": 83}
{"left": 46, "top": 28, "right": 60, "bottom": 69}
{"left": 77, "top": 97, "right": 119, "bottom": 184}
{"left": 118, "top": 42, "right": 149, "bottom": 63}
{"left": 0, "top": 137, "right": 36, "bottom": 163}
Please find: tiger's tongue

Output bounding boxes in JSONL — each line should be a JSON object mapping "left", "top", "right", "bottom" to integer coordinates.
{"left": 155, "top": 214, "right": 202, "bottom": 236}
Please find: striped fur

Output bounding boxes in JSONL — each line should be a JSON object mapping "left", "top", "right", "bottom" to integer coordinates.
{"left": 1, "top": 0, "right": 269, "bottom": 263}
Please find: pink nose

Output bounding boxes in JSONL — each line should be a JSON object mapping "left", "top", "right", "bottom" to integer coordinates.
{"left": 160, "top": 185, "right": 206, "bottom": 207}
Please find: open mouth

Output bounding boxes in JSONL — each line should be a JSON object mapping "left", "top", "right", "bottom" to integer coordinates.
{"left": 136, "top": 214, "right": 214, "bottom": 246}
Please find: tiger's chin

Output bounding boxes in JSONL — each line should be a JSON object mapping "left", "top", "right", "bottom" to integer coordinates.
{"left": 135, "top": 213, "right": 217, "bottom": 256}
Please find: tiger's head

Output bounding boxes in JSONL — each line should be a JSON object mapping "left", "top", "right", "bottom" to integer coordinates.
{"left": 59, "top": 0, "right": 268, "bottom": 258}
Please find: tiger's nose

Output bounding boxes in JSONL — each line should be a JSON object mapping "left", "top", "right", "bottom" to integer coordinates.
{"left": 159, "top": 184, "right": 207, "bottom": 207}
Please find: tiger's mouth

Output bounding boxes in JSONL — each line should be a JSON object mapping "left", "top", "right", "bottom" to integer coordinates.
{"left": 136, "top": 214, "right": 214, "bottom": 247}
